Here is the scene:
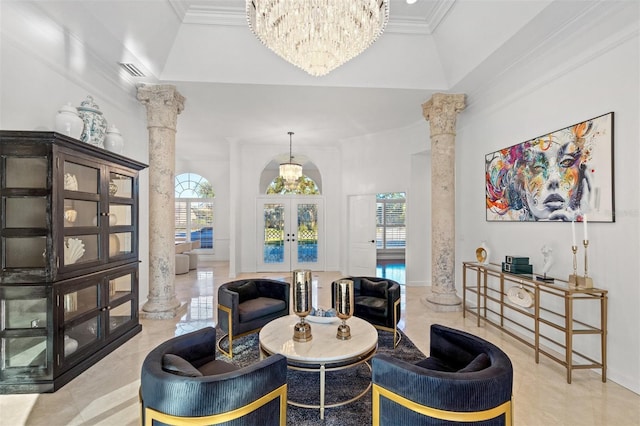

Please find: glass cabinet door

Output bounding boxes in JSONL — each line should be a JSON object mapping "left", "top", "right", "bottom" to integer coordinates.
{"left": 108, "top": 273, "right": 133, "bottom": 302}
{"left": 61, "top": 160, "right": 101, "bottom": 269}
{"left": 5, "top": 157, "right": 47, "bottom": 188}
{"left": 63, "top": 161, "right": 99, "bottom": 194}
{"left": 0, "top": 286, "right": 51, "bottom": 380}
{"left": 3, "top": 200, "right": 46, "bottom": 276}
{"left": 60, "top": 282, "right": 100, "bottom": 362}
{"left": 107, "top": 300, "right": 134, "bottom": 333}
{"left": 2, "top": 156, "right": 49, "bottom": 272}
{"left": 109, "top": 172, "right": 133, "bottom": 198}
{"left": 105, "top": 268, "right": 136, "bottom": 335}
{"left": 108, "top": 171, "right": 135, "bottom": 260}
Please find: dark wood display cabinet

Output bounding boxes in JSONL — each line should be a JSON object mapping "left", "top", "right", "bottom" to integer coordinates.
{"left": 0, "top": 131, "right": 147, "bottom": 393}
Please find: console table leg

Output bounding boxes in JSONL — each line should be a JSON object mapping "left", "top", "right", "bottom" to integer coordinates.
{"left": 601, "top": 295, "right": 608, "bottom": 382}
{"left": 566, "top": 296, "right": 573, "bottom": 384}
{"left": 320, "top": 364, "right": 325, "bottom": 419}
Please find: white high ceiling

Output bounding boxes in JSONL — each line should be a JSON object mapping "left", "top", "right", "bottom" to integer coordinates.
{"left": 22, "top": 0, "right": 638, "bottom": 155}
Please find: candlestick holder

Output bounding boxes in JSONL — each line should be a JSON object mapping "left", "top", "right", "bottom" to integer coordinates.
{"left": 581, "top": 239, "right": 593, "bottom": 288}
{"left": 568, "top": 240, "right": 594, "bottom": 288}
{"left": 568, "top": 245, "right": 578, "bottom": 287}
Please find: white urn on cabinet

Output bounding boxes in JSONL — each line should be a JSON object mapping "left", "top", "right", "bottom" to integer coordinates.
{"left": 104, "top": 125, "right": 124, "bottom": 154}
{"left": 55, "top": 103, "right": 84, "bottom": 139}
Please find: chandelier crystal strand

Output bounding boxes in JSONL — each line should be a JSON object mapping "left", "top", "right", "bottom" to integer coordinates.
{"left": 247, "top": 0, "right": 390, "bottom": 77}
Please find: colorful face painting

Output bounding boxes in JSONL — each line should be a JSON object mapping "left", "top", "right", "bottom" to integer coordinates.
{"left": 485, "top": 113, "right": 614, "bottom": 222}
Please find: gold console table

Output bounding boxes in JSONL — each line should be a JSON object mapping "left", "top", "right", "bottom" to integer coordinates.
{"left": 462, "top": 262, "right": 607, "bottom": 383}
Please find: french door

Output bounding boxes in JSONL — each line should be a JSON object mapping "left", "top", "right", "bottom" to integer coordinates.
{"left": 256, "top": 196, "right": 323, "bottom": 272}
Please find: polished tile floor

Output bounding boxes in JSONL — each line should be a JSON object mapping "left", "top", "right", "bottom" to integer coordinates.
{"left": 1, "top": 261, "right": 638, "bottom": 425}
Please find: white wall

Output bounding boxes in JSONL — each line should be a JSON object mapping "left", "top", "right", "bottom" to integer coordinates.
{"left": 455, "top": 32, "right": 640, "bottom": 394}
{"left": 406, "top": 150, "right": 431, "bottom": 286}
{"left": 340, "top": 123, "right": 430, "bottom": 275}
{"left": 0, "top": 1, "right": 152, "bottom": 306}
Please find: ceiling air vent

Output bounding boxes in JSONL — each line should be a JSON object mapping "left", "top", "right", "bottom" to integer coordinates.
{"left": 119, "top": 62, "right": 145, "bottom": 77}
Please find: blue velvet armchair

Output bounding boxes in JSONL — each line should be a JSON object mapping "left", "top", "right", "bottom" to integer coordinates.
{"left": 371, "top": 324, "right": 513, "bottom": 425}
{"left": 217, "top": 278, "right": 290, "bottom": 358}
{"left": 331, "top": 276, "right": 401, "bottom": 347}
{"left": 140, "top": 327, "right": 287, "bottom": 426}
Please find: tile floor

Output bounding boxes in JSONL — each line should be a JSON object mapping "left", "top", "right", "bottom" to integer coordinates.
{"left": 1, "top": 261, "right": 638, "bottom": 425}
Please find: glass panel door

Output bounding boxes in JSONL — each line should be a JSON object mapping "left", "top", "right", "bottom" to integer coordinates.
{"left": 257, "top": 197, "right": 323, "bottom": 271}
{"left": 0, "top": 286, "right": 51, "bottom": 380}
{"left": 62, "top": 160, "right": 101, "bottom": 270}
{"left": 108, "top": 171, "right": 136, "bottom": 260}
{"left": 105, "top": 267, "right": 136, "bottom": 337}
{"left": 296, "top": 203, "right": 319, "bottom": 265}
{"left": 109, "top": 172, "right": 132, "bottom": 198}
{"left": 2, "top": 156, "right": 49, "bottom": 273}
{"left": 60, "top": 281, "right": 100, "bottom": 363}
{"left": 260, "top": 202, "right": 286, "bottom": 267}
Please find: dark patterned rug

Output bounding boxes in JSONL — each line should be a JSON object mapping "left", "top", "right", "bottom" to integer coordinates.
{"left": 216, "top": 327, "right": 425, "bottom": 426}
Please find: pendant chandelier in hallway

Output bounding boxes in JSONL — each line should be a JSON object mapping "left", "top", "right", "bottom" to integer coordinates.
{"left": 246, "top": 0, "right": 390, "bottom": 77}
{"left": 280, "top": 131, "right": 302, "bottom": 187}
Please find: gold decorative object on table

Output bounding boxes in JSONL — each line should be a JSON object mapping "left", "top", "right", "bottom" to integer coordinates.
{"left": 475, "top": 241, "right": 490, "bottom": 265}
{"left": 333, "top": 279, "right": 354, "bottom": 340}
{"left": 292, "top": 269, "right": 313, "bottom": 342}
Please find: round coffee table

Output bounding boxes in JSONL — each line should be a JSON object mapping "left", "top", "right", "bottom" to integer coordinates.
{"left": 259, "top": 314, "right": 378, "bottom": 419}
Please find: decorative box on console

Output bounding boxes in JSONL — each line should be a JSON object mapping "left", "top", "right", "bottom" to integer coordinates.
{"left": 502, "top": 256, "right": 533, "bottom": 274}
{"left": 504, "top": 256, "right": 529, "bottom": 265}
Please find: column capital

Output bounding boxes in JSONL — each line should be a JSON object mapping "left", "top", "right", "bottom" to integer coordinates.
{"left": 422, "top": 93, "right": 466, "bottom": 137}
{"left": 136, "top": 84, "right": 185, "bottom": 130}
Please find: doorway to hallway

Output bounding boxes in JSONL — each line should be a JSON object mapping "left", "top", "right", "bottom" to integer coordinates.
{"left": 376, "top": 260, "right": 405, "bottom": 284}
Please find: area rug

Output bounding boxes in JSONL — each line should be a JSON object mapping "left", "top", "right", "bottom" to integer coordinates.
{"left": 216, "top": 327, "right": 425, "bottom": 426}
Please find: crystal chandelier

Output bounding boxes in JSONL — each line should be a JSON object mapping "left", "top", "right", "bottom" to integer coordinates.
{"left": 280, "top": 131, "right": 302, "bottom": 186}
{"left": 246, "top": 0, "right": 390, "bottom": 77}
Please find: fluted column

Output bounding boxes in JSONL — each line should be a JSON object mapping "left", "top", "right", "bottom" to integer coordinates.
{"left": 422, "top": 93, "right": 466, "bottom": 311}
{"left": 137, "top": 84, "right": 185, "bottom": 319}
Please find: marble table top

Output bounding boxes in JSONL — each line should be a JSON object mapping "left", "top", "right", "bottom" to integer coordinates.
{"left": 259, "top": 314, "right": 378, "bottom": 364}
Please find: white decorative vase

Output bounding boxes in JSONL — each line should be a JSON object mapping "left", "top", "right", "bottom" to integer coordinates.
{"left": 476, "top": 241, "right": 490, "bottom": 265}
{"left": 55, "top": 103, "right": 84, "bottom": 139}
{"left": 64, "top": 335, "right": 78, "bottom": 356}
{"left": 77, "top": 95, "right": 107, "bottom": 148}
{"left": 104, "top": 125, "right": 124, "bottom": 154}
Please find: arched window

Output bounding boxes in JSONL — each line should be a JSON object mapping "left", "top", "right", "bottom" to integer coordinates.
{"left": 266, "top": 175, "right": 320, "bottom": 195}
{"left": 175, "top": 173, "right": 215, "bottom": 198}
{"left": 175, "top": 173, "right": 215, "bottom": 250}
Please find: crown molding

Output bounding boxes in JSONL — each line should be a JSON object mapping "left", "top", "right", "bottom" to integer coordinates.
{"left": 171, "top": 0, "right": 455, "bottom": 35}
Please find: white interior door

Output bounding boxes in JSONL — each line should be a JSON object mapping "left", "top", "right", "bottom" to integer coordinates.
{"left": 348, "top": 194, "right": 377, "bottom": 276}
{"left": 257, "top": 196, "right": 323, "bottom": 272}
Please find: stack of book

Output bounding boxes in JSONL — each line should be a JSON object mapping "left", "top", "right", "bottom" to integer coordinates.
{"left": 501, "top": 256, "right": 532, "bottom": 275}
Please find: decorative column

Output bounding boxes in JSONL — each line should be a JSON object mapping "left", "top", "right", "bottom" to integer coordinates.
{"left": 422, "top": 93, "right": 466, "bottom": 311}
{"left": 137, "top": 84, "right": 185, "bottom": 319}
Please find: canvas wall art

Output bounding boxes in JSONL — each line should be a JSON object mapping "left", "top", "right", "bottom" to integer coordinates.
{"left": 485, "top": 112, "right": 614, "bottom": 222}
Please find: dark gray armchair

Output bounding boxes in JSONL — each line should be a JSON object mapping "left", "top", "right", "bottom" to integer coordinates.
{"left": 331, "top": 276, "right": 401, "bottom": 347}
{"left": 217, "top": 278, "right": 290, "bottom": 358}
{"left": 140, "top": 326, "right": 287, "bottom": 426}
{"left": 371, "top": 324, "right": 513, "bottom": 425}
